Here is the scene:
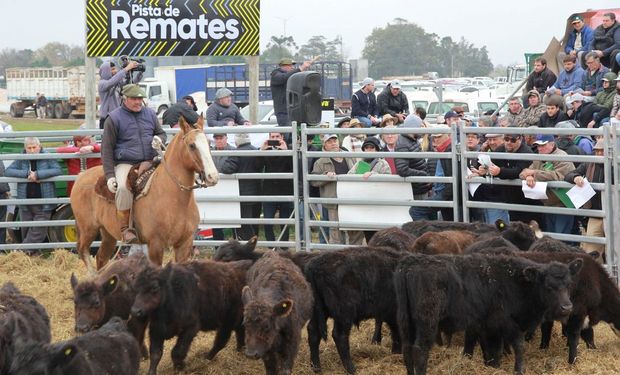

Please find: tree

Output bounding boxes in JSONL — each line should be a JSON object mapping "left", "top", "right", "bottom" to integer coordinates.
{"left": 362, "top": 19, "right": 493, "bottom": 78}
{"left": 297, "top": 35, "right": 342, "bottom": 61}
{"left": 260, "top": 35, "right": 297, "bottom": 64}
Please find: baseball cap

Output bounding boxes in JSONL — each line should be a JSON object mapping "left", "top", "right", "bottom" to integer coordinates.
{"left": 361, "top": 77, "right": 374, "bottom": 87}
{"left": 390, "top": 80, "right": 402, "bottom": 89}
{"left": 121, "top": 84, "right": 146, "bottom": 98}
{"left": 533, "top": 134, "right": 555, "bottom": 145}
{"left": 527, "top": 89, "right": 540, "bottom": 98}
{"left": 571, "top": 15, "right": 583, "bottom": 23}
{"left": 444, "top": 111, "right": 459, "bottom": 119}
{"left": 570, "top": 93, "right": 586, "bottom": 102}
{"left": 322, "top": 134, "right": 338, "bottom": 144}
{"left": 278, "top": 57, "right": 296, "bottom": 66}
{"left": 400, "top": 114, "right": 422, "bottom": 128}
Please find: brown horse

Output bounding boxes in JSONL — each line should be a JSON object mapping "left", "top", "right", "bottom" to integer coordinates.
{"left": 71, "top": 116, "right": 219, "bottom": 272}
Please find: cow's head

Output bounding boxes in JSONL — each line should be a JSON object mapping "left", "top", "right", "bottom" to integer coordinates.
{"left": 130, "top": 265, "right": 164, "bottom": 319}
{"left": 241, "top": 286, "right": 293, "bottom": 359}
{"left": 499, "top": 221, "right": 537, "bottom": 250}
{"left": 524, "top": 259, "right": 583, "bottom": 321}
{"left": 70, "top": 273, "right": 119, "bottom": 333}
{"left": 213, "top": 236, "right": 258, "bottom": 262}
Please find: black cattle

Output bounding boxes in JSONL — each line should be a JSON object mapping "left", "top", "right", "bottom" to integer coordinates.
{"left": 394, "top": 253, "right": 582, "bottom": 375}
{"left": 9, "top": 317, "right": 140, "bottom": 375}
{"left": 367, "top": 227, "right": 417, "bottom": 252}
{"left": 131, "top": 260, "right": 251, "bottom": 375}
{"left": 242, "top": 251, "right": 313, "bottom": 375}
{"left": 214, "top": 236, "right": 319, "bottom": 270}
{"left": 0, "top": 282, "right": 51, "bottom": 374}
{"left": 304, "top": 246, "right": 404, "bottom": 374}
{"left": 70, "top": 253, "right": 150, "bottom": 356}
{"left": 529, "top": 236, "right": 589, "bottom": 254}
{"left": 464, "top": 235, "right": 519, "bottom": 254}
{"left": 519, "top": 252, "right": 620, "bottom": 363}
{"left": 402, "top": 220, "right": 537, "bottom": 251}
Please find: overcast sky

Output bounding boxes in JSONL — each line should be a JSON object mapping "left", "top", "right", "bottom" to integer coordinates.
{"left": 1, "top": 0, "right": 618, "bottom": 66}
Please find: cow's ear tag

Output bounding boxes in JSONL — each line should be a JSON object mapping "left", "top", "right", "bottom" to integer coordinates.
{"left": 64, "top": 347, "right": 73, "bottom": 356}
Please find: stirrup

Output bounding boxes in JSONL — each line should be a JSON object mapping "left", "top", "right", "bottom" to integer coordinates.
{"left": 121, "top": 228, "right": 139, "bottom": 244}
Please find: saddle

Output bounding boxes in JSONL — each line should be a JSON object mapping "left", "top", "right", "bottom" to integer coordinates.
{"left": 95, "top": 161, "right": 157, "bottom": 203}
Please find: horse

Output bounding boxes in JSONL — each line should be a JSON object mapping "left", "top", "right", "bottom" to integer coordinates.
{"left": 70, "top": 116, "right": 219, "bottom": 272}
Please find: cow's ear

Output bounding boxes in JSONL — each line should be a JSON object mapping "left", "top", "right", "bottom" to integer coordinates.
{"left": 495, "top": 219, "right": 507, "bottom": 231}
{"left": 242, "top": 286, "right": 253, "bottom": 305}
{"left": 102, "top": 275, "right": 119, "bottom": 296}
{"left": 50, "top": 343, "right": 78, "bottom": 369}
{"left": 70, "top": 273, "right": 78, "bottom": 291}
{"left": 568, "top": 259, "right": 583, "bottom": 276}
{"left": 245, "top": 236, "right": 258, "bottom": 252}
{"left": 523, "top": 267, "right": 539, "bottom": 282}
{"left": 273, "top": 299, "right": 293, "bottom": 317}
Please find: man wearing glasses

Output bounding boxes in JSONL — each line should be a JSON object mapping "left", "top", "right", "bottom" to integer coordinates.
{"left": 577, "top": 52, "right": 610, "bottom": 101}
{"left": 558, "top": 15, "right": 593, "bottom": 69}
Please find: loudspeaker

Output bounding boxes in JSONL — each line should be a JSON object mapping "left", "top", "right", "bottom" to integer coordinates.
{"left": 286, "top": 71, "right": 322, "bottom": 125}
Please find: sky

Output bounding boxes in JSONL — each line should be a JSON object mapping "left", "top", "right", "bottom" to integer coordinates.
{"left": 1, "top": 0, "right": 619, "bottom": 66}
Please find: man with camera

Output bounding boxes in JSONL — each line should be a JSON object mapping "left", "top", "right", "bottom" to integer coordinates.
{"left": 101, "top": 84, "right": 166, "bottom": 243}
{"left": 260, "top": 132, "right": 293, "bottom": 246}
{"left": 98, "top": 58, "right": 144, "bottom": 129}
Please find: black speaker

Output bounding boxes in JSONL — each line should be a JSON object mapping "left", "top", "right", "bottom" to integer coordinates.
{"left": 286, "top": 71, "right": 322, "bottom": 125}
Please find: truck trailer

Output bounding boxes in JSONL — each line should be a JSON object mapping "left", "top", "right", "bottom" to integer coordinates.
{"left": 6, "top": 66, "right": 97, "bottom": 119}
{"left": 140, "top": 61, "right": 353, "bottom": 115}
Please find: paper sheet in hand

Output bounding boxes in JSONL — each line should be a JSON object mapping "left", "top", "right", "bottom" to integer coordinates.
{"left": 478, "top": 154, "right": 492, "bottom": 168}
{"left": 522, "top": 180, "right": 548, "bottom": 199}
{"left": 466, "top": 168, "right": 481, "bottom": 196}
{"left": 566, "top": 178, "right": 596, "bottom": 209}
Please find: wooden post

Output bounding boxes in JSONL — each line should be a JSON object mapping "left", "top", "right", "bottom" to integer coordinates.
{"left": 84, "top": 57, "right": 97, "bottom": 129}
{"left": 248, "top": 55, "right": 259, "bottom": 124}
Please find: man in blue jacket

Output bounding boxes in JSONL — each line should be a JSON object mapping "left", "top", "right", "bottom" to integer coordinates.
{"left": 558, "top": 15, "right": 593, "bottom": 69}
{"left": 351, "top": 77, "right": 379, "bottom": 127}
{"left": 547, "top": 55, "right": 584, "bottom": 98}
{"left": 97, "top": 60, "right": 142, "bottom": 129}
{"left": 101, "top": 84, "right": 167, "bottom": 243}
{"left": 5, "top": 137, "right": 62, "bottom": 246}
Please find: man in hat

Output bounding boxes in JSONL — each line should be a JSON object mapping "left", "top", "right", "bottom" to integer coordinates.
{"left": 522, "top": 90, "right": 546, "bottom": 126}
{"left": 101, "top": 84, "right": 167, "bottom": 243}
{"left": 206, "top": 87, "right": 250, "bottom": 127}
{"left": 270, "top": 57, "right": 313, "bottom": 127}
{"left": 469, "top": 133, "right": 510, "bottom": 224}
{"left": 377, "top": 80, "right": 409, "bottom": 123}
{"left": 98, "top": 59, "right": 143, "bottom": 129}
{"left": 539, "top": 95, "right": 569, "bottom": 127}
{"left": 444, "top": 111, "right": 461, "bottom": 127}
{"left": 519, "top": 134, "right": 575, "bottom": 236}
{"left": 525, "top": 57, "right": 557, "bottom": 96}
{"left": 311, "top": 134, "right": 355, "bottom": 244}
{"left": 221, "top": 133, "right": 263, "bottom": 240}
{"left": 564, "top": 140, "right": 607, "bottom": 262}
{"left": 394, "top": 115, "right": 430, "bottom": 201}
{"left": 351, "top": 77, "right": 380, "bottom": 127}
{"left": 162, "top": 102, "right": 199, "bottom": 127}
{"left": 557, "top": 15, "right": 594, "bottom": 69}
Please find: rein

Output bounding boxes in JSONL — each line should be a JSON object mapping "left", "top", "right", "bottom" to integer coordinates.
{"left": 159, "top": 129, "right": 208, "bottom": 191}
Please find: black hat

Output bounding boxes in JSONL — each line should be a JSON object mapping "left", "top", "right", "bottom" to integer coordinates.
{"left": 362, "top": 137, "right": 381, "bottom": 151}
{"left": 162, "top": 103, "right": 199, "bottom": 126}
{"left": 337, "top": 117, "right": 351, "bottom": 128}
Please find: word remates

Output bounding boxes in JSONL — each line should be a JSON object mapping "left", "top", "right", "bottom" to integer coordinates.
{"left": 111, "top": 5, "right": 240, "bottom": 41}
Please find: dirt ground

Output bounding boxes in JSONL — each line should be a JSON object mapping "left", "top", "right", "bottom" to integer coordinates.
{"left": 0, "top": 250, "right": 618, "bottom": 375}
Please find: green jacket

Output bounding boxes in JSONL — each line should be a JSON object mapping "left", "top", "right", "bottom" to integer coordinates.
{"left": 593, "top": 72, "right": 618, "bottom": 109}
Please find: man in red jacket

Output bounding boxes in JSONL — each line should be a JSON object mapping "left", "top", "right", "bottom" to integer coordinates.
{"left": 57, "top": 135, "right": 102, "bottom": 196}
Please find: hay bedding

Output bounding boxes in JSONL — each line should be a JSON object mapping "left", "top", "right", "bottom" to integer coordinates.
{"left": 0, "top": 250, "right": 618, "bottom": 375}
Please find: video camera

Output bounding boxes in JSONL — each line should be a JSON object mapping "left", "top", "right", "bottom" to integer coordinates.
{"left": 118, "top": 55, "right": 146, "bottom": 85}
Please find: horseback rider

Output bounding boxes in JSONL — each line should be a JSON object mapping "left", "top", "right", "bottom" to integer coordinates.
{"left": 101, "top": 84, "right": 167, "bottom": 243}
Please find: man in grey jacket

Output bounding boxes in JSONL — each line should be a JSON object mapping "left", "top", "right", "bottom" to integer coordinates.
{"left": 97, "top": 60, "right": 142, "bottom": 129}
{"left": 206, "top": 88, "right": 250, "bottom": 127}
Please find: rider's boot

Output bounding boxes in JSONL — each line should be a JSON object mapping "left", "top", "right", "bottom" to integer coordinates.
{"left": 117, "top": 209, "right": 139, "bottom": 244}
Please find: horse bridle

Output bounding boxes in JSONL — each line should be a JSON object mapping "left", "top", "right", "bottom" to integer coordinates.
{"left": 160, "top": 129, "right": 210, "bottom": 191}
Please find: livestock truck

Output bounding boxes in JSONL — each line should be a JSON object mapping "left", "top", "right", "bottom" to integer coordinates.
{"left": 140, "top": 61, "right": 353, "bottom": 115}
{"left": 6, "top": 66, "right": 96, "bottom": 119}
